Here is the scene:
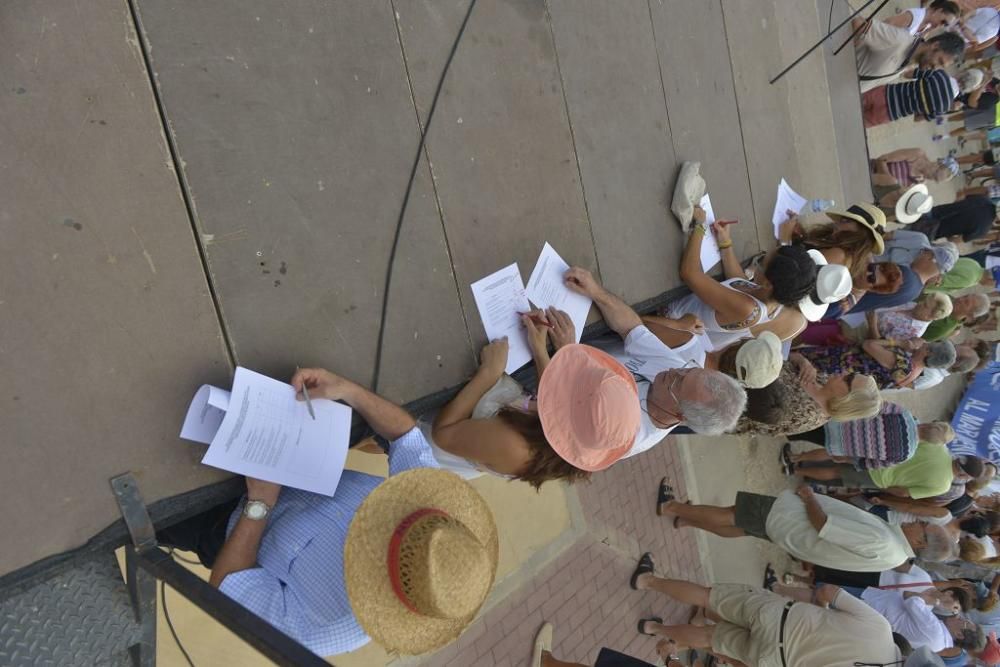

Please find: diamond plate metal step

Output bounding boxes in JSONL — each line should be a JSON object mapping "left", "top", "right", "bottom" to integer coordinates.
{"left": 0, "top": 552, "right": 141, "bottom": 667}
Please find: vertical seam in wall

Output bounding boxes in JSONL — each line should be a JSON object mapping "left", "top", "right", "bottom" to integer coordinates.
{"left": 389, "top": 0, "right": 476, "bottom": 364}
{"left": 645, "top": 0, "right": 679, "bottom": 159}
{"left": 718, "top": 0, "right": 767, "bottom": 252}
{"left": 126, "top": 0, "right": 238, "bottom": 368}
{"left": 544, "top": 0, "right": 603, "bottom": 281}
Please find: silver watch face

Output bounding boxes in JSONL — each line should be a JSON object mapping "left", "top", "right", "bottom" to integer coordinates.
{"left": 244, "top": 500, "right": 269, "bottom": 520}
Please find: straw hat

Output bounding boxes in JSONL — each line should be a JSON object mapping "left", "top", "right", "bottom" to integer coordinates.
{"left": 537, "top": 344, "right": 640, "bottom": 471}
{"left": 734, "top": 331, "right": 783, "bottom": 388}
{"left": 826, "top": 202, "right": 886, "bottom": 254}
{"left": 344, "top": 468, "right": 498, "bottom": 655}
{"left": 895, "top": 184, "right": 934, "bottom": 224}
{"left": 798, "top": 249, "right": 853, "bottom": 321}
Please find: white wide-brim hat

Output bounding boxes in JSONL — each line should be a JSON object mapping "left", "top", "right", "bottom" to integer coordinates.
{"left": 896, "top": 184, "right": 933, "bottom": 224}
{"left": 798, "top": 249, "right": 853, "bottom": 321}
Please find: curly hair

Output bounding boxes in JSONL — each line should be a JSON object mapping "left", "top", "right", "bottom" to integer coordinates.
{"left": 496, "top": 408, "right": 590, "bottom": 490}
{"left": 764, "top": 245, "right": 819, "bottom": 307}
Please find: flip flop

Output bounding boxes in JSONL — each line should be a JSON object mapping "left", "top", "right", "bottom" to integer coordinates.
{"left": 630, "top": 552, "right": 655, "bottom": 590}
{"left": 779, "top": 443, "right": 795, "bottom": 476}
{"left": 763, "top": 563, "right": 777, "bottom": 591}
{"left": 656, "top": 477, "right": 675, "bottom": 516}
{"left": 637, "top": 616, "right": 663, "bottom": 637}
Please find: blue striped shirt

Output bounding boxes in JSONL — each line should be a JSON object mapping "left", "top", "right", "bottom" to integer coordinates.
{"left": 885, "top": 69, "right": 957, "bottom": 121}
{"left": 218, "top": 427, "right": 439, "bottom": 656}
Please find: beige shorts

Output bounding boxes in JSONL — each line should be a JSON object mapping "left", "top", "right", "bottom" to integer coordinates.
{"left": 709, "top": 584, "right": 786, "bottom": 667}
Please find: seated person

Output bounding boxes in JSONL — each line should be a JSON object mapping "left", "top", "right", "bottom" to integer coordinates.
{"left": 560, "top": 266, "right": 747, "bottom": 457}
{"left": 842, "top": 292, "right": 954, "bottom": 341}
{"left": 924, "top": 258, "right": 986, "bottom": 294}
{"left": 923, "top": 292, "right": 992, "bottom": 340}
{"left": 797, "top": 338, "right": 956, "bottom": 390}
{"left": 905, "top": 341, "right": 984, "bottom": 390}
{"left": 872, "top": 148, "right": 958, "bottom": 213}
{"left": 779, "top": 203, "right": 886, "bottom": 283}
{"left": 661, "top": 206, "right": 817, "bottom": 351}
{"left": 733, "top": 358, "right": 882, "bottom": 437}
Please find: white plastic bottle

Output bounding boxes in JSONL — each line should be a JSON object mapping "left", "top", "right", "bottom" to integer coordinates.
{"left": 801, "top": 199, "right": 835, "bottom": 214}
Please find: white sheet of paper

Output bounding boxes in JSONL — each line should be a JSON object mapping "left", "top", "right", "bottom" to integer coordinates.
{"left": 525, "top": 242, "right": 592, "bottom": 342}
{"left": 201, "top": 367, "right": 351, "bottom": 496}
{"left": 698, "top": 194, "right": 721, "bottom": 272}
{"left": 772, "top": 178, "right": 807, "bottom": 239}
{"left": 471, "top": 263, "right": 533, "bottom": 374}
{"left": 179, "top": 385, "right": 232, "bottom": 445}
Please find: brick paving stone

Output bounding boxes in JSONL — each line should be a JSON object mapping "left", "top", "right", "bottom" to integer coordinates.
{"left": 417, "top": 437, "right": 703, "bottom": 667}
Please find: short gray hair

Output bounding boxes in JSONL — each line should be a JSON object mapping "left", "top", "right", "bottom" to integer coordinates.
{"left": 681, "top": 370, "right": 747, "bottom": 435}
{"left": 915, "top": 523, "right": 957, "bottom": 562}
{"left": 921, "top": 292, "right": 954, "bottom": 320}
{"left": 969, "top": 293, "right": 992, "bottom": 319}
{"left": 926, "top": 341, "right": 957, "bottom": 369}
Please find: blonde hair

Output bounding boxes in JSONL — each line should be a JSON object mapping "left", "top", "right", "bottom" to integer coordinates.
{"left": 921, "top": 292, "right": 954, "bottom": 320}
{"left": 918, "top": 421, "right": 956, "bottom": 445}
{"left": 827, "top": 375, "right": 883, "bottom": 421}
{"left": 960, "top": 536, "right": 1000, "bottom": 567}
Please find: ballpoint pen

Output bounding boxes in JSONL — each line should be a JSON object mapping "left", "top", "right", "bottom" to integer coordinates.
{"left": 296, "top": 366, "right": 316, "bottom": 420}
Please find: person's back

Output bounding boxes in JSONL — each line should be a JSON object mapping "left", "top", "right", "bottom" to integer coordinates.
{"left": 782, "top": 589, "right": 901, "bottom": 666}
{"left": 929, "top": 196, "right": 997, "bottom": 241}
{"left": 868, "top": 441, "right": 954, "bottom": 499}
{"left": 857, "top": 20, "right": 919, "bottom": 82}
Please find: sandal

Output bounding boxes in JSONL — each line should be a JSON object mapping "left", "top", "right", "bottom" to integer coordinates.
{"left": 782, "top": 573, "right": 797, "bottom": 586}
{"left": 656, "top": 477, "right": 675, "bottom": 516}
{"left": 780, "top": 443, "right": 795, "bottom": 476}
{"left": 637, "top": 616, "right": 663, "bottom": 637}
{"left": 630, "top": 552, "right": 655, "bottom": 590}
{"left": 763, "top": 563, "right": 777, "bottom": 591}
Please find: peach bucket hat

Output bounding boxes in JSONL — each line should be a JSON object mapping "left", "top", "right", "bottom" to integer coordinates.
{"left": 536, "top": 344, "right": 641, "bottom": 472}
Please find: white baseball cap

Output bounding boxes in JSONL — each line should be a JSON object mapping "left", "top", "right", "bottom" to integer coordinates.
{"left": 734, "top": 331, "right": 783, "bottom": 388}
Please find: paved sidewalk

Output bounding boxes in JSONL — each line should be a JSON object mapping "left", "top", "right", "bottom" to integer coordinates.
{"left": 420, "top": 437, "right": 704, "bottom": 667}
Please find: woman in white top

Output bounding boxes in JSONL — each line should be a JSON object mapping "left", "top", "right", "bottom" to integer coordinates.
{"left": 661, "top": 206, "right": 819, "bottom": 351}
{"left": 869, "top": 292, "right": 954, "bottom": 341}
{"left": 427, "top": 311, "right": 589, "bottom": 488}
{"left": 884, "top": 1, "right": 961, "bottom": 35}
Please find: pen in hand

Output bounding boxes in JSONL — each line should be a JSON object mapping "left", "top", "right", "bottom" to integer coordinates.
{"left": 296, "top": 366, "right": 316, "bottom": 420}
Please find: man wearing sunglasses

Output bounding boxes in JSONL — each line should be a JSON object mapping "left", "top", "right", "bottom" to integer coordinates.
{"left": 562, "top": 266, "right": 747, "bottom": 457}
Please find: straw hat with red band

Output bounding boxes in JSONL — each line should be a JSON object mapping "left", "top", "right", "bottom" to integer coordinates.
{"left": 344, "top": 468, "right": 498, "bottom": 655}
{"left": 537, "top": 344, "right": 641, "bottom": 472}
{"left": 826, "top": 202, "right": 886, "bottom": 255}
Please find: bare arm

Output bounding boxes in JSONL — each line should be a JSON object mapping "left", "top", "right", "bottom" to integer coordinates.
{"left": 798, "top": 485, "right": 828, "bottom": 532}
{"left": 862, "top": 339, "right": 899, "bottom": 369}
{"left": 876, "top": 147, "right": 928, "bottom": 163}
{"left": 291, "top": 368, "right": 415, "bottom": 441}
{"left": 679, "top": 228, "right": 756, "bottom": 326}
{"left": 210, "top": 478, "right": 281, "bottom": 588}
{"left": 564, "top": 266, "right": 642, "bottom": 339}
{"left": 866, "top": 310, "right": 881, "bottom": 339}
{"left": 874, "top": 495, "right": 949, "bottom": 517}
{"left": 434, "top": 340, "right": 508, "bottom": 432}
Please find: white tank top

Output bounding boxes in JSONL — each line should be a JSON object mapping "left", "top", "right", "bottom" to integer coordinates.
{"left": 906, "top": 8, "right": 927, "bottom": 35}
{"left": 664, "top": 278, "right": 778, "bottom": 351}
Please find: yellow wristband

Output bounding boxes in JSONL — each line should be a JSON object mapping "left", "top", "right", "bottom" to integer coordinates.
{"left": 692, "top": 224, "right": 706, "bottom": 236}
{"left": 718, "top": 241, "right": 733, "bottom": 250}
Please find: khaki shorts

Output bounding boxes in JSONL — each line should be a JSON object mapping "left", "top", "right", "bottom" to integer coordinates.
{"left": 710, "top": 584, "right": 786, "bottom": 667}
{"left": 733, "top": 492, "right": 776, "bottom": 541}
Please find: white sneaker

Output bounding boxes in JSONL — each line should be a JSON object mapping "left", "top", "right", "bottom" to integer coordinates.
{"left": 532, "top": 622, "right": 554, "bottom": 667}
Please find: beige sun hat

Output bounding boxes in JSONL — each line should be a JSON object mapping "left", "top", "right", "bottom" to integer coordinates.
{"left": 825, "top": 202, "right": 886, "bottom": 255}
{"left": 344, "top": 468, "right": 499, "bottom": 655}
{"left": 734, "top": 331, "right": 783, "bottom": 388}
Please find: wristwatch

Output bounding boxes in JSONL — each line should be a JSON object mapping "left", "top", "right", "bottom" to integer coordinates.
{"left": 243, "top": 499, "right": 271, "bottom": 521}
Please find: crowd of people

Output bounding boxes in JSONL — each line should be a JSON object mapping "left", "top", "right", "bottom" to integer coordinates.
{"left": 148, "top": 3, "right": 1000, "bottom": 667}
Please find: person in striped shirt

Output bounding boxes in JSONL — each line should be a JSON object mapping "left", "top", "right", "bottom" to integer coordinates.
{"left": 863, "top": 68, "right": 961, "bottom": 127}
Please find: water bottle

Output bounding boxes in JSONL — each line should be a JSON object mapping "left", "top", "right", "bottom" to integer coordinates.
{"left": 801, "top": 199, "right": 835, "bottom": 214}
